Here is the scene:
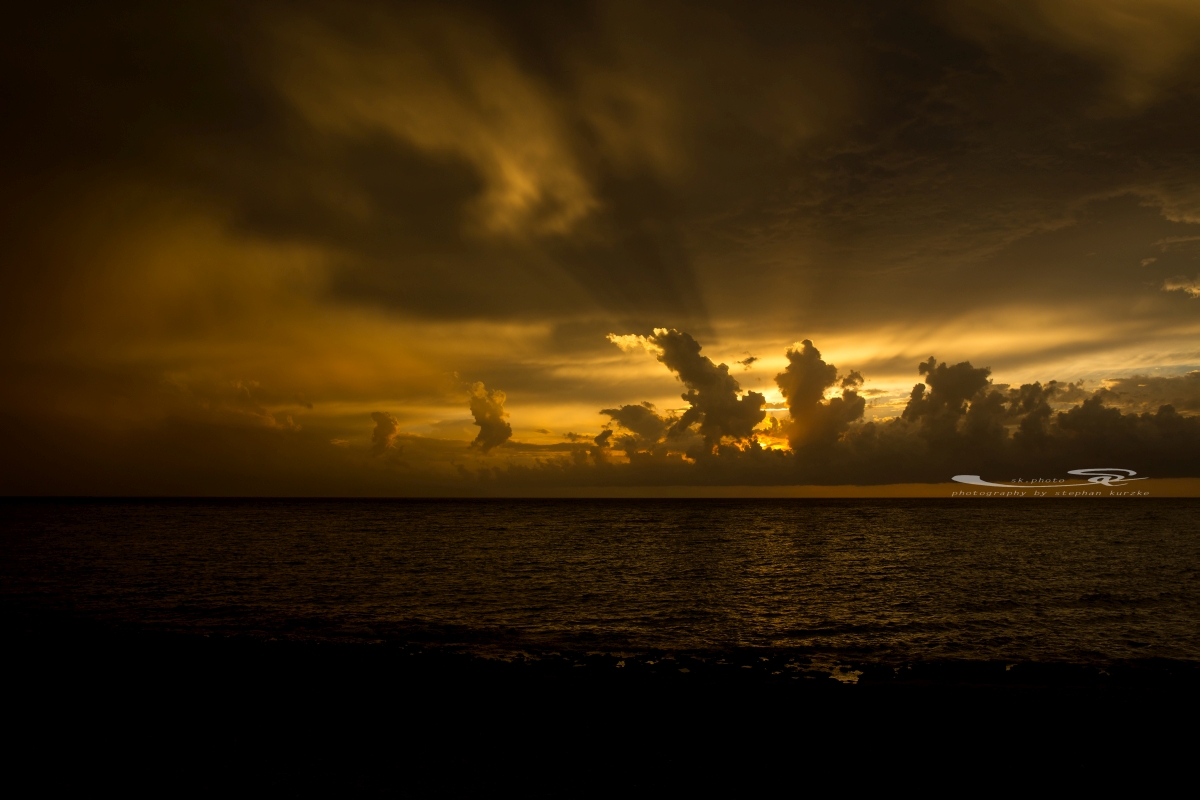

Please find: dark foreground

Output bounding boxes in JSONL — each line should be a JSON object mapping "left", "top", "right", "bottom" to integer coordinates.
{"left": 5, "top": 610, "right": 1198, "bottom": 794}
{"left": 5, "top": 499, "right": 1199, "bottom": 791}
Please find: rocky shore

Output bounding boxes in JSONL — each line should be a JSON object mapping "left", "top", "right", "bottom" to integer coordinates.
{"left": 4, "top": 609, "right": 1197, "bottom": 793}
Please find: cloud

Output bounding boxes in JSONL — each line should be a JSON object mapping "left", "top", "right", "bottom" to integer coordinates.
{"left": 952, "top": 0, "right": 1200, "bottom": 109}
{"left": 613, "top": 328, "right": 766, "bottom": 445}
{"left": 1163, "top": 275, "right": 1200, "bottom": 297}
{"left": 468, "top": 382, "right": 512, "bottom": 453}
{"left": 600, "top": 402, "right": 671, "bottom": 444}
{"left": 1154, "top": 235, "right": 1200, "bottom": 249}
{"left": 1097, "top": 371, "right": 1200, "bottom": 413}
{"left": 775, "top": 340, "right": 864, "bottom": 449}
{"left": 273, "top": 8, "right": 597, "bottom": 238}
{"left": 5, "top": 3, "right": 1200, "bottom": 497}
{"left": 606, "top": 332, "right": 664, "bottom": 355}
{"left": 902, "top": 357, "right": 994, "bottom": 432}
{"left": 370, "top": 411, "right": 401, "bottom": 456}
{"left": 738, "top": 355, "right": 758, "bottom": 369}
{"left": 155, "top": 379, "right": 305, "bottom": 432}
{"left": 471, "top": 332, "right": 1200, "bottom": 488}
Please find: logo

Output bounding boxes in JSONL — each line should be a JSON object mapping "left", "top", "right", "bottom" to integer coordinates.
{"left": 952, "top": 468, "right": 1147, "bottom": 488}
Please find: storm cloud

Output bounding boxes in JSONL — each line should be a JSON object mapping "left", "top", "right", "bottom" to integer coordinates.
{"left": 4, "top": 1, "right": 1200, "bottom": 495}
{"left": 480, "top": 330, "right": 1200, "bottom": 488}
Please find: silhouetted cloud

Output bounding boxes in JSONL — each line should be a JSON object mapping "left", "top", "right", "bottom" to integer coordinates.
{"left": 3, "top": 1, "right": 1200, "bottom": 495}
{"left": 610, "top": 328, "right": 765, "bottom": 444}
{"left": 775, "top": 340, "right": 864, "bottom": 449}
{"left": 469, "top": 330, "right": 1200, "bottom": 488}
{"left": 370, "top": 411, "right": 401, "bottom": 456}
{"left": 601, "top": 402, "right": 671, "bottom": 443}
{"left": 1096, "top": 371, "right": 1200, "bottom": 413}
{"left": 468, "top": 382, "right": 512, "bottom": 453}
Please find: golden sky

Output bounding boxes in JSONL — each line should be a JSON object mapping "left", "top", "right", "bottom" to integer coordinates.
{"left": 3, "top": 0, "right": 1200, "bottom": 495}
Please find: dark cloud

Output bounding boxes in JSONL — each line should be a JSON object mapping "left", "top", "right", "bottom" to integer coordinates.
{"left": 370, "top": 411, "right": 401, "bottom": 456}
{"left": 468, "top": 382, "right": 512, "bottom": 453}
{"left": 4, "top": 2, "right": 1200, "bottom": 496}
{"left": 642, "top": 329, "right": 766, "bottom": 444}
{"left": 473, "top": 331, "right": 1200, "bottom": 488}
{"left": 775, "top": 340, "right": 864, "bottom": 450}
{"left": 5, "top": 0, "right": 1200, "bottom": 336}
{"left": 600, "top": 402, "right": 671, "bottom": 444}
{"left": 901, "top": 357, "right": 995, "bottom": 444}
{"left": 1050, "top": 380, "right": 1090, "bottom": 404}
{"left": 1095, "top": 371, "right": 1200, "bottom": 414}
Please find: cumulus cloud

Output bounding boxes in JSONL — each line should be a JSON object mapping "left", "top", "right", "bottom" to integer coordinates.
{"left": 606, "top": 332, "right": 665, "bottom": 355}
{"left": 1096, "top": 371, "right": 1200, "bottom": 413}
{"left": 599, "top": 401, "right": 682, "bottom": 459}
{"left": 775, "top": 340, "right": 864, "bottom": 449}
{"left": 370, "top": 411, "right": 401, "bottom": 456}
{"left": 8, "top": 3, "right": 1200, "bottom": 497}
{"left": 477, "top": 331, "right": 1200, "bottom": 488}
{"left": 624, "top": 328, "right": 766, "bottom": 444}
{"left": 901, "top": 357, "right": 995, "bottom": 440}
{"left": 600, "top": 402, "right": 671, "bottom": 443}
{"left": 468, "top": 382, "right": 512, "bottom": 453}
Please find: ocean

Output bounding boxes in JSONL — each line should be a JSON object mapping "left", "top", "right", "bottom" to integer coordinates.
{"left": 4, "top": 497, "right": 1197, "bottom": 666}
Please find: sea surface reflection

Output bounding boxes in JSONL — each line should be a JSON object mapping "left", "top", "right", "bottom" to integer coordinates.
{"left": 2, "top": 498, "right": 1197, "bottom": 663}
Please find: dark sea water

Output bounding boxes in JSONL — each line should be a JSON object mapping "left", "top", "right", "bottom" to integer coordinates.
{"left": 3, "top": 498, "right": 1198, "bottom": 665}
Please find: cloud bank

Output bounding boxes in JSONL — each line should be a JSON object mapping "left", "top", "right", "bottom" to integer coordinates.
{"left": 478, "top": 330, "right": 1200, "bottom": 487}
{"left": 3, "top": 1, "right": 1200, "bottom": 496}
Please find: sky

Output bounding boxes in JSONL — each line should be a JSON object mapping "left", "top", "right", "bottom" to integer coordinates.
{"left": 3, "top": 0, "right": 1200, "bottom": 496}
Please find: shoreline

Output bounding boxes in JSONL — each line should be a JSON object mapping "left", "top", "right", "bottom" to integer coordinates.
{"left": 6, "top": 610, "right": 1199, "bottom": 790}
{"left": 6, "top": 606, "right": 1198, "bottom": 686}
